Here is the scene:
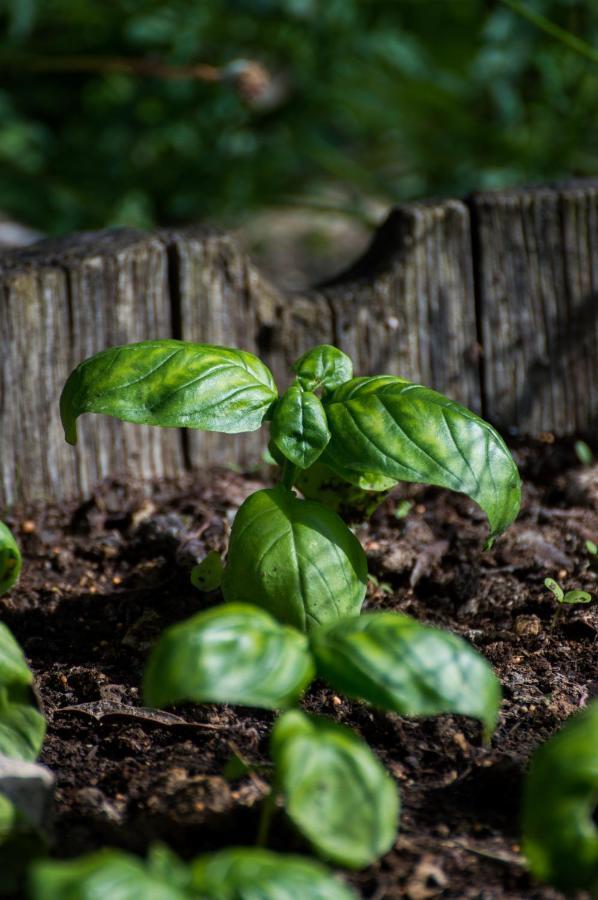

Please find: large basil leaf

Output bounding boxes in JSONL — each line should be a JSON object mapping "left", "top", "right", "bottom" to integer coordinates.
{"left": 311, "top": 613, "right": 501, "bottom": 737}
{"left": 0, "top": 623, "right": 45, "bottom": 762}
{"left": 292, "top": 345, "right": 353, "bottom": 393}
{"left": 190, "top": 848, "right": 357, "bottom": 899}
{"left": 29, "top": 848, "right": 190, "bottom": 900}
{"left": 221, "top": 487, "right": 368, "bottom": 633}
{"left": 143, "top": 604, "right": 314, "bottom": 710}
{"left": 271, "top": 710, "right": 399, "bottom": 868}
{"left": 0, "top": 523, "right": 21, "bottom": 596}
{"left": 522, "top": 701, "right": 598, "bottom": 894}
{"left": 271, "top": 386, "right": 330, "bottom": 469}
{"left": 60, "top": 340, "right": 278, "bottom": 444}
{"left": 322, "top": 377, "right": 521, "bottom": 542}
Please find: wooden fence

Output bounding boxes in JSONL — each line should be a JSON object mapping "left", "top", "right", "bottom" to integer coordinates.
{"left": 1, "top": 181, "right": 597, "bottom": 508}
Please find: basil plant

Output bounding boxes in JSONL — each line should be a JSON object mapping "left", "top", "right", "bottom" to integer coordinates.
{"left": 0, "top": 523, "right": 21, "bottom": 597}
{"left": 61, "top": 341, "right": 520, "bottom": 634}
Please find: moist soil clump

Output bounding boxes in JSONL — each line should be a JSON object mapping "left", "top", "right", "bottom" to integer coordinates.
{"left": 2, "top": 439, "right": 596, "bottom": 899}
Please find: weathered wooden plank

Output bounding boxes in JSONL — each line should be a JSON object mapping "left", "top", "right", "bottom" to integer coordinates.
{"left": 0, "top": 230, "right": 184, "bottom": 508}
{"left": 470, "top": 182, "right": 598, "bottom": 437}
{"left": 321, "top": 199, "right": 481, "bottom": 412}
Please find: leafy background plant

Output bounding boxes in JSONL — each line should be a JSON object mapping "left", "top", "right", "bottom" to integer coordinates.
{"left": 0, "top": 0, "right": 596, "bottom": 237}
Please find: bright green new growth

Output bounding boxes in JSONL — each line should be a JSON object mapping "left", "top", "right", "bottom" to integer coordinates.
{"left": 190, "top": 551, "right": 223, "bottom": 592}
{"left": 522, "top": 700, "right": 598, "bottom": 894}
{"left": 0, "top": 523, "right": 22, "bottom": 596}
{"left": 544, "top": 577, "right": 592, "bottom": 606}
{"left": 221, "top": 486, "right": 368, "bottom": 633}
{"left": 271, "top": 710, "right": 399, "bottom": 869}
{"left": 143, "top": 604, "right": 315, "bottom": 710}
{"left": 0, "top": 623, "right": 45, "bottom": 762}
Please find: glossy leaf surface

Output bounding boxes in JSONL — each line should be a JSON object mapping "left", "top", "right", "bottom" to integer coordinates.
{"left": 271, "top": 386, "right": 330, "bottom": 469}
{"left": 190, "top": 847, "right": 357, "bottom": 899}
{"left": 0, "top": 523, "right": 21, "bottom": 596}
{"left": 190, "top": 551, "right": 223, "bottom": 592}
{"left": 522, "top": 700, "right": 598, "bottom": 894}
{"left": 322, "top": 377, "right": 521, "bottom": 542}
{"left": 60, "top": 340, "right": 277, "bottom": 444}
{"left": 292, "top": 345, "right": 353, "bottom": 393}
{"left": 0, "top": 623, "right": 45, "bottom": 761}
{"left": 271, "top": 710, "right": 399, "bottom": 868}
{"left": 30, "top": 848, "right": 189, "bottom": 900}
{"left": 311, "top": 613, "right": 501, "bottom": 736}
{"left": 144, "top": 604, "right": 314, "bottom": 710}
{"left": 222, "top": 487, "right": 367, "bottom": 633}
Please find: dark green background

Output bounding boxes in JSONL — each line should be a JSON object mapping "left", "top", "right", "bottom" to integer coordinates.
{"left": 0, "top": 0, "right": 596, "bottom": 235}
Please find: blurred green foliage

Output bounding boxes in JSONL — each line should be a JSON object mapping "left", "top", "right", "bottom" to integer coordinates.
{"left": 0, "top": 0, "right": 596, "bottom": 234}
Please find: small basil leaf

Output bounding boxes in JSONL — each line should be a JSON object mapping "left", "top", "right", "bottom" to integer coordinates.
{"left": 522, "top": 700, "right": 598, "bottom": 894}
{"left": 190, "top": 847, "right": 357, "bottom": 899}
{"left": 143, "top": 604, "right": 315, "bottom": 710}
{"left": 271, "top": 386, "right": 331, "bottom": 470}
{"left": 29, "top": 848, "right": 190, "bottom": 900}
{"left": 271, "top": 710, "right": 399, "bottom": 869}
{"left": 190, "top": 551, "right": 223, "bottom": 592}
{"left": 562, "top": 589, "right": 592, "bottom": 604}
{"left": 295, "top": 460, "right": 390, "bottom": 520}
{"left": 60, "top": 340, "right": 278, "bottom": 444}
{"left": 544, "top": 577, "right": 564, "bottom": 602}
{"left": 0, "top": 685, "right": 46, "bottom": 761}
{"left": 0, "top": 523, "right": 21, "bottom": 596}
{"left": 322, "top": 377, "right": 521, "bottom": 543}
{"left": 0, "top": 622, "right": 33, "bottom": 687}
{"left": 292, "top": 345, "right": 353, "bottom": 393}
{"left": 221, "top": 486, "right": 368, "bottom": 633}
{"left": 311, "top": 613, "right": 501, "bottom": 737}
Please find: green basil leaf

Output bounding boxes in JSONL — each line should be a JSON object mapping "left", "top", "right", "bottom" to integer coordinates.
{"left": 271, "top": 710, "right": 399, "bottom": 869}
{"left": 0, "top": 622, "right": 33, "bottom": 687}
{"left": 190, "top": 551, "right": 223, "bottom": 592}
{"left": 222, "top": 486, "right": 368, "bottom": 633}
{"left": 29, "top": 848, "right": 190, "bottom": 900}
{"left": 544, "top": 577, "right": 564, "bottom": 603}
{"left": 292, "top": 345, "right": 353, "bottom": 393}
{"left": 322, "top": 377, "right": 521, "bottom": 543}
{"left": 0, "top": 523, "right": 21, "bottom": 596}
{"left": 522, "top": 701, "right": 598, "bottom": 894}
{"left": 143, "top": 604, "right": 315, "bottom": 710}
{"left": 0, "top": 685, "right": 46, "bottom": 761}
{"left": 190, "top": 847, "right": 357, "bottom": 899}
{"left": 271, "top": 386, "right": 331, "bottom": 469}
{"left": 562, "top": 589, "right": 592, "bottom": 604}
{"left": 295, "top": 460, "right": 390, "bottom": 520}
{"left": 311, "top": 613, "right": 501, "bottom": 737}
{"left": 60, "top": 340, "right": 278, "bottom": 445}
{"left": 0, "top": 623, "right": 45, "bottom": 761}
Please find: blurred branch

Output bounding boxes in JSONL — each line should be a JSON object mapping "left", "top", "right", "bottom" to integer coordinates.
{"left": 500, "top": 0, "right": 598, "bottom": 64}
{"left": 0, "top": 52, "right": 223, "bottom": 80}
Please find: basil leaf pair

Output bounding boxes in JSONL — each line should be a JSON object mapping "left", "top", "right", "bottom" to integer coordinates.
{"left": 31, "top": 845, "right": 357, "bottom": 899}
{"left": 522, "top": 701, "right": 598, "bottom": 894}
{"left": 0, "top": 523, "right": 21, "bottom": 596}
{"left": 144, "top": 605, "right": 500, "bottom": 734}
{"left": 0, "top": 623, "right": 45, "bottom": 762}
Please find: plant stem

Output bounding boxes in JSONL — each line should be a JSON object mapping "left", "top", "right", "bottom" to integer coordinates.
{"left": 256, "top": 789, "right": 276, "bottom": 847}
{"left": 500, "top": 0, "right": 598, "bottom": 65}
{"left": 281, "top": 460, "right": 298, "bottom": 490}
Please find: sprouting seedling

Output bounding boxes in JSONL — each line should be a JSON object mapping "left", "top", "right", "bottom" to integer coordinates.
{"left": 544, "top": 577, "right": 592, "bottom": 628}
{"left": 574, "top": 439, "right": 593, "bottom": 466}
{"left": 61, "top": 341, "right": 521, "bottom": 633}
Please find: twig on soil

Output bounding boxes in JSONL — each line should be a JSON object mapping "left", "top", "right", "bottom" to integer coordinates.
{"left": 53, "top": 701, "right": 220, "bottom": 730}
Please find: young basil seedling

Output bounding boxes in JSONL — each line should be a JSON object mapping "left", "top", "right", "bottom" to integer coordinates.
{"left": 61, "top": 341, "right": 520, "bottom": 632}
{"left": 522, "top": 700, "right": 598, "bottom": 895}
{"left": 0, "top": 523, "right": 22, "bottom": 596}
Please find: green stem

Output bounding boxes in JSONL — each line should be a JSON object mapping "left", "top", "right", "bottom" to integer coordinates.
{"left": 500, "top": 0, "right": 598, "bottom": 65}
{"left": 256, "top": 789, "right": 276, "bottom": 847}
{"left": 281, "top": 459, "right": 298, "bottom": 490}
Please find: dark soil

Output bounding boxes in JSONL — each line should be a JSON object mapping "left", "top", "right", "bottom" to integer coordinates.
{"left": 2, "top": 440, "right": 596, "bottom": 899}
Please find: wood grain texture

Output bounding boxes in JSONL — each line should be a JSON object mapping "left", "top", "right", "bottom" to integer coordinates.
{"left": 1, "top": 182, "right": 596, "bottom": 508}
{"left": 470, "top": 182, "right": 598, "bottom": 436}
